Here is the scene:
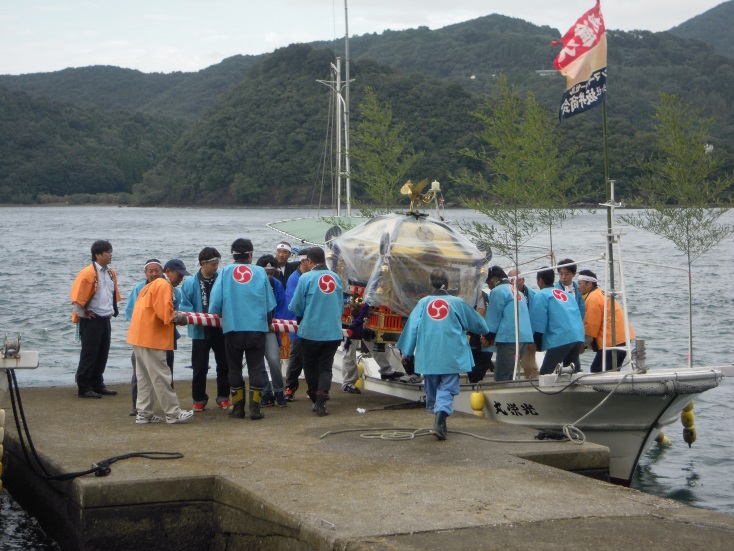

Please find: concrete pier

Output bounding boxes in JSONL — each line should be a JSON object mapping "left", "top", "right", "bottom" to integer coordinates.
{"left": 3, "top": 382, "right": 733, "bottom": 550}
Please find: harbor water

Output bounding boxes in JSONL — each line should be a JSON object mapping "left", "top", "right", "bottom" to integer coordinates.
{"left": 1, "top": 205, "right": 732, "bottom": 542}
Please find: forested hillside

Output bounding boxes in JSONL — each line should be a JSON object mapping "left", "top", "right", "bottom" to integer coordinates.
{"left": 134, "top": 45, "right": 481, "bottom": 206}
{"left": 1, "top": 9, "right": 734, "bottom": 205}
{"left": 669, "top": 1, "right": 734, "bottom": 58}
{"left": 0, "top": 66, "right": 188, "bottom": 112}
{"left": 0, "top": 87, "right": 183, "bottom": 203}
{"left": 0, "top": 55, "right": 261, "bottom": 121}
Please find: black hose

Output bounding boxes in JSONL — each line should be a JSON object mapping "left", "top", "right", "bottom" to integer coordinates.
{"left": 6, "top": 369, "right": 183, "bottom": 481}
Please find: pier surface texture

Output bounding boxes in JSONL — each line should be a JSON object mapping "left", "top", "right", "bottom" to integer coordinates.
{"left": 3, "top": 383, "right": 733, "bottom": 550}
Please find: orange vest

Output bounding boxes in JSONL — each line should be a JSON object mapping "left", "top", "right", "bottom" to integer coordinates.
{"left": 126, "top": 277, "right": 175, "bottom": 350}
{"left": 583, "top": 287, "right": 636, "bottom": 347}
{"left": 70, "top": 264, "right": 121, "bottom": 323}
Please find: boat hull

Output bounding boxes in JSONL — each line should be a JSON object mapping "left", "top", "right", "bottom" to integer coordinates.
{"left": 337, "top": 350, "right": 722, "bottom": 485}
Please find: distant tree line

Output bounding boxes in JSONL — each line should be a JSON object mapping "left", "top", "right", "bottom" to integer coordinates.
{"left": 1, "top": 12, "right": 733, "bottom": 205}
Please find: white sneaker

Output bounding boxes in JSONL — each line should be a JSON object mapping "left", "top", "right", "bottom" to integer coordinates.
{"left": 166, "top": 410, "right": 194, "bottom": 424}
{"left": 136, "top": 414, "right": 164, "bottom": 424}
{"left": 400, "top": 374, "right": 423, "bottom": 384}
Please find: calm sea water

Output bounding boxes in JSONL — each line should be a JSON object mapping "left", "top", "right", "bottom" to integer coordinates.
{"left": 1, "top": 206, "right": 732, "bottom": 541}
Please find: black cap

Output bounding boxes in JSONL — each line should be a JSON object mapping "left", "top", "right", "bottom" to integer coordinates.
{"left": 164, "top": 258, "right": 191, "bottom": 276}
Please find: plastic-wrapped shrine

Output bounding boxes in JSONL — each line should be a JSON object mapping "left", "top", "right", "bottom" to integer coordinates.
{"left": 330, "top": 212, "right": 488, "bottom": 343}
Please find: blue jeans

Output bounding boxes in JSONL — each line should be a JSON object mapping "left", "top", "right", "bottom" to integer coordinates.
{"left": 262, "top": 332, "right": 285, "bottom": 394}
{"left": 423, "top": 374, "right": 460, "bottom": 415}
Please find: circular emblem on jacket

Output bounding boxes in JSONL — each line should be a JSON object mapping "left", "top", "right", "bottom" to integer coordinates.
{"left": 510, "top": 285, "right": 523, "bottom": 301}
{"left": 318, "top": 274, "right": 337, "bottom": 293}
{"left": 427, "top": 298, "right": 450, "bottom": 320}
{"left": 552, "top": 289, "right": 568, "bottom": 302}
{"left": 232, "top": 265, "right": 253, "bottom": 284}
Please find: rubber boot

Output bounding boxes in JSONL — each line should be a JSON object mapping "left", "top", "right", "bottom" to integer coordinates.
{"left": 433, "top": 411, "right": 448, "bottom": 440}
{"left": 229, "top": 387, "right": 246, "bottom": 419}
{"left": 249, "top": 387, "right": 264, "bottom": 420}
{"left": 315, "top": 393, "right": 328, "bottom": 416}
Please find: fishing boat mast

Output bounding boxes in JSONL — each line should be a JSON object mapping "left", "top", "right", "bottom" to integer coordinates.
{"left": 316, "top": 1, "right": 352, "bottom": 218}
{"left": 343, "top": 0, "right": 351, "bottom": 216}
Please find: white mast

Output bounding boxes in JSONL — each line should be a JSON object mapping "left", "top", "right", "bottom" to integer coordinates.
{"left": 317, "top": 1, "right": 352, "bottom": 218}
{"left": 344, "top": 0, "right": 351, "bottom": 216}
{"left": 335, "top": 57, "right": 343, "bottom": 217}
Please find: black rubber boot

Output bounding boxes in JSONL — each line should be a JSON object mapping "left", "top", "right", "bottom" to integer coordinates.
{"left": 315, "top": 393, "right": 328, "bottom": 416}
{"left": 433, "top": 411, "right": 448, "bottom": 440}
{"left": 229, "top": 387, "right": 245, "bottom": 419}
{"left": 249, "top": 387, "right": 264, "bottom": 420}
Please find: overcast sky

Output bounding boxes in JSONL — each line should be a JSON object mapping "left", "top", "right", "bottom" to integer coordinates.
{"left": 0, "top": 1, "right": 725, "bottom": 75}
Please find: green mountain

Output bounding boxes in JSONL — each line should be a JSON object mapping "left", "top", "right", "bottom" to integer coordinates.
{"left": 0, "top": 87, "right": 183, "bottom": 203}
{"left": 2, "top": 9, "right": 734, "bottom": 205}
{"left": 134, "top": 45, "right": 480, "bottom": 206}
{"left": 0, "top": 55, "right": 261, "bottom": 122}
{"left": 0, "top": 66, "right": 188, "bottom": 112}
{"left": 668, "top": 1, "right": 734, "bottom": 58}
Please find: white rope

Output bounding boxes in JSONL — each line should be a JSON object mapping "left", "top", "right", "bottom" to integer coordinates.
{"left": 319, "top": 427, "right": 573, "bottom": 444}
{"left": 563, "top": 370, "right": 635, "bottom": 442}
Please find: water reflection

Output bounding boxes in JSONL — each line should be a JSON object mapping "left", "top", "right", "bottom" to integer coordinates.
{"left": 0, "top": 490, "right": 59, "bottom": 550}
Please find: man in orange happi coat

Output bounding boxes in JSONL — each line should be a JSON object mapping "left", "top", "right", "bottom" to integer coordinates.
{"left": 71, "top": 239, "right": 121, "bottom": 399}
{"left": 127, "top": 259, "right": 193, "bottom": 424}
{"left": 578, "top": 269, "right": 636, "bottom": 373}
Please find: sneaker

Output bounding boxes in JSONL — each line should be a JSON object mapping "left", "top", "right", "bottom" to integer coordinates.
{"left": 261, "top": 393, "right": 275, "bottom": 407}
{"left": 136, "top": 414, "right": 164, "bottom": 425}
{"left": 342, "top": 383, "right": 361, "bottom": 394}
{"left": 129, "top": 409, "right": 137, "bottom": 417}
{"left": 192, "top": 403, "right": 206, "bottom": 412}
{"left": 285, "top": 388, "right": 296, "bottom": 402}
{"left": 275, "top": 392, "right": 288, "bottom": 407}
{"left": 218, "top": 400, "right": 231, "bottom": 409}
{"left": 380, "top": 370, "right": 405, "bottom": 381}
{"left": 166, "top": 410, "right": 194, "bottom": 424}
{"left": 400, "top": 374, "right": 423, "bottom": 384}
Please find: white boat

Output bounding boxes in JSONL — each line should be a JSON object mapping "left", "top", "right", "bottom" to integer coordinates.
{"left": 345, "top": 346, "right": 726, "bottom": 485}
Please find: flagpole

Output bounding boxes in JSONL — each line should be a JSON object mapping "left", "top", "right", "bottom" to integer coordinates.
{"left": 602, "top": 102, "right": 618, "bottom": 366}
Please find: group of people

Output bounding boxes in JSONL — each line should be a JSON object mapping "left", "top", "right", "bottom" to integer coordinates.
{"left": 70, "top": 239, "right": 354, "bottom": 425}
{"left": 395, "top": 259, "right": 635, "bottom": 440}
{"left": 71, "top": 239, "right": 633, "bottom": 438}
{"left": 472, "top": 258, "right": 635, "bottom": 383}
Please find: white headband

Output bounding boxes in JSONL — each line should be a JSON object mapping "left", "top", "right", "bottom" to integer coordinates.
{"left": 276, "top": 243, "right": 292, "bottom": 252}
{"left": 577, "top": 274, "right": 598, "bottom": 284}
{"left": 144, "top": 261, "right": 163, "bottom": 270}
{"left": 199, "top": 257, "right": 220, "bottom": 265}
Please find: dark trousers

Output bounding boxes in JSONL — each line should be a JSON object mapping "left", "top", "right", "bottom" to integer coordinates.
{"left": 225, "top": 331, "right": 267, "bottom": 389}
{"left": 191, "top": 329, "right": 228, "bottom": 403}
{"left": 284, "top": 337, "right": 303, "bottom": 390}
{"left": 76, "top": 316, "right": 111, "bottom": 393}
{"left": 300, "top": 339, "right": 340, "bottom": 401}
{"left": 540, "top": 342, "right": 582, "bottom": 375}
{"left": 131, "top": 350, "right": 173, "bottom": 408}
{"left": 590, "top": 347, "right": 627, "bottom": 373}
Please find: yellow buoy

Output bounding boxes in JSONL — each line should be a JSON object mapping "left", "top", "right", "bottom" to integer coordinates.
{"left": 683, "top": 426, "right": 697, "bottom": 448}
{"left": 683, "top": 401, "right": 694, "bottom": 413}
{"left": 655, "top": 431, "right": 671, "bottom": 446}
{"left": 680, "top": 411, "right": 694, "bottom": 428}
{"left": 470, "top": 391, "right": 485, "bottom": 417}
